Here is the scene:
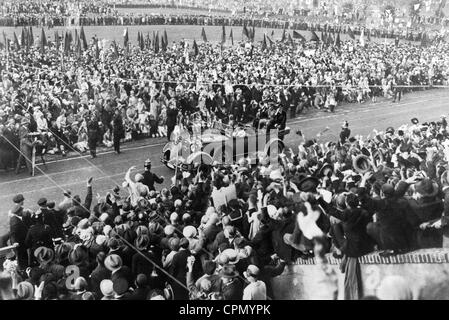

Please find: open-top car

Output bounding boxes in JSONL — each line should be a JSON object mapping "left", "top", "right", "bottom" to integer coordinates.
{"left": 161, "top": 120, "right": 290, "bottom": 172}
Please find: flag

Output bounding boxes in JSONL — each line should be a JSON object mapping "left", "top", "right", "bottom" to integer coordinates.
{"left": 21, "top": 28, "right": 26, "bottom": 48}
{"left": 288, "top": 33, "right": 295, "bottom": 47}
{"left": 95, "top": 38, "right": 99, "bottom": 59}
{"left": 13, "top": 32, "right": 19, "bottom": 49}
{"left": 242, "top": 24, "right": 249, "bottom": 40}
{"left": 327, "top": 32, "right": 334, "bottom": 46}
{"left": 29, "top": 27, "right": 34, "bottom": 46}
{"left": 163, "top": 29, "right": 168, "bottom": 48}
{"left": 146, "top": 32, "right": 150, "bottom": 49}
{"left": 154, "top": 31, "right": 159, "bottom": 52}
{"left": 261, "top": 34, "right": 267, "bottom": 51}
{"left": 252, "top": 25, "right": 256, "bottom": 42}
{"left": 229, "top": 29, "right": 234, "bottom": 45}
{"left": 271, "top": 30, "right": 274, "bottom": 36}
{"left": 161, "top": 32, "right": 166, "bottom": 51}
{"left": 55, "top": 30, "right": 60, "bottom": 50}
{"left": 266, "top": 35, "right": 274, "bottom": 47}
{"left": 201, "top": 27, "right": 207, "bottom": 42}
{"left": 335, "top": 32, "right": 341, "bottom": 47}
{"left": 193, "top": 39, "right": 199, "bottom": 56}
{"left": 40, "top": 28, "right": 47, "bottom": 53}
{"left": 360, "top": 28, "right": 365, "bottom": 47}
{"left": 2, "top": 32, "right": 8, "bottom": 53}
{"left": 80, "top": 26, "right": 88, "bottom": 51}
{"left": 74, "top": 29, "right": 78, "bottom": 48}
{"left": 310, "top": 30, "right": 320, "bottom": 42}
{"left": 221, "top": 25, "right": 226, "bottom": 44}
{"left": 367, "top": 29, "right": 371, "bottom": 42}
{"left": 63, "top": 31, "right": 69, "bottom": 54}
{"left": 123, "top": 28, "right": 129, "bottom": 48}
{"left": 75, "top": 36, "right": 81, "bottom": 57}
{"left": 281, "top": 29, "right": 286, "bottom": 42}
{"left": 348, "top": 28, "right": 355, "bottom": 40}
{"left": 293, "top": 30, "right": 306, "bottom": 42}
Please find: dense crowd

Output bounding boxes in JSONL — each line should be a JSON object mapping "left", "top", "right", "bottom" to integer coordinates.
{"left": 1, "top": 34, "right": 448, "bottom": 170}
{"left": 1, "top": 13, "right": 449, "bottom": 299}
{"left": 1, "top": 104, "right": 449, "bottom": 300}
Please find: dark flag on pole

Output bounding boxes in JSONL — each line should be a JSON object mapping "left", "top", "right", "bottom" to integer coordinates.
{"left": 154, "top": 31, "right": 159, "bottom": 52}
{"left": 229, "top": 29, "right": 234, "bottom": 45}
{"left": 193, "top": 39, "right": 199, "bottom": 56}
{"left": 292, "top": 31, "right": 306, "bottom": 42}
{"left": 221, "top": 25, "right": 226, "bottom": 44}
{"left": 74, "top": 29, "right": 78, "bottom": 48}
{"left": 310, "top": 30, "right": 320, "bottom": 42}
{"left": 95, "top": 38, "right": 99, "bottom": 59}
{"left": 201, "top": 27, "right": 207, "bottom": 42}
{"left": 326, "top": 32, "right": 334, "bottom": 46}
{"left": 55, "top": 30, "right": 60, "bottom": 50}
{"left": 123, "top": 28, "right": 129, "bottom": 49}
{"left": 242, "top": 24, "right": 249, "bottom": 40}
{"left": 348, "top": 28, "right": 355, "bottom": 40}
{"left": 271, "top": 30, "right": 274, "bottom": 36}
{"left": 261, "top": 34, "right": 267, "bottom": 51}
{"left": 288, "top": 33, "right": 294, "bottom": 47}
{"left": 29, "top": 27, "right": 34, "bottom": 46}
{"left": 80, "top": 26, "right": 88, "bottom": 51}
{"left": 252, "top": 25, "right": 255, "bottom": 42}
{"left": 281, "top": 28, "right": 286, "bottom": 42}
{"left": 266, "top": 34, "right": 274, "bottom": 47}
{"left": 40, "top": 28, "right": 47, "bottom": 53}
{"left": 13, "top": 32, "right": 19, "bottom": 49}
{"left": 21, "top": 28, "right": 27, "bottom": 48}
{"left": 335, "top": 32, "right": 341, "bottom": 47}
{"left": 367, "top": 29, "right": 371, "bottom": 42}
{"left": 163, "top": 29, "right": 168, "bottom": 48}
{"left": 3, "top": 32, "right": 9, "bottom": 53}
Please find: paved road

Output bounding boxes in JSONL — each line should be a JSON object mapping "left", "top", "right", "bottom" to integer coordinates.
{"left": 1, "top": 88, "right": 449, "bottom": 234}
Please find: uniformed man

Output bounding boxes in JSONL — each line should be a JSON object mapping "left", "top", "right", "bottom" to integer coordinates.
{"left": 15, "top": 118, "right": 36, "bottom": 175}
{"left": 340, "top": 121, "right": 351, "bottom": 144}
{"left": 24, "top": 210, "right": 53, "bottom": 266}
{"left": 141, "top": 159, "right": 164, "bottom": 191}
{"left": 87, "top": 114, "right": 100, "bottom": 159}
{"left": 112, "top": 109, "right": 124, "bottom": 155}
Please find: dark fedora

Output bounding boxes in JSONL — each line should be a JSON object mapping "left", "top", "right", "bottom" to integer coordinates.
{"left": 411, "top": 118, "right": 419, "bottom": 125}
{"left": 297, "top": 176, "right": 320, "bottom": 192}
{"left": 385, "top": 127, "right": 395, "bottom": 135}
{"left": 353, "top": 155, "right": 372, "bottom": 174}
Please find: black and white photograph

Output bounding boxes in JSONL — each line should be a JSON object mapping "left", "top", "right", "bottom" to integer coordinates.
{"left": 0, "top": 0, "right": 449, "bottom": 307}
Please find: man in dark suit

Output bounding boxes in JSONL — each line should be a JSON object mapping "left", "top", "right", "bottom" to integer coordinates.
{"left": 219, "top": 264, "right": 244, "bottom": 300}
{"left": 105, "top": 254, "right": 133, "bottom": 284}
{"left": 112, "top": 109, "right": 124, "bottom": 155}
{"left": 25, "top": 211, "right": 53, "bottom": 266}
{"left": 36, "top": 198, "right": 58, "bottom": 238}
{"left": 89, "top": 252, "right": 111, "bottom": 299}
{"left": 169, "top": 238, "right": 191, "bottom": 300}
{"left": 9, "top": 205, "right": 29, "bottom": 269}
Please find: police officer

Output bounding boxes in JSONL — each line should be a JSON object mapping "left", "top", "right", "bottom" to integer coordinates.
{"left": 112, "top": 109, "right": 124, "bottom": 155}
{"left": 87, "top": 114, "right": 100, "bottom": 159}
{"left": 15, "top": 118, "right": 36, "bottom": 175}
{"left": 142, "top": 159, "right": 164, "bottom": 191}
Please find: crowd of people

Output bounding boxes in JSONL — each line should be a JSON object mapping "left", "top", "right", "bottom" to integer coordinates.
{"left": 1, "top": 31, "right": 448, "bottom": 171}
{"left": 1, "top": 6, "right": 449, "bottom": 299}
{"left": 1, "top": 105, "right": 449, "bottom": 300}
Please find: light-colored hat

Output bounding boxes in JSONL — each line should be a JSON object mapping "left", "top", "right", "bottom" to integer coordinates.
{"left": 182, "top": 225, "right": 197, "bottom": 239}
{"left": 100, "top": 279, "right": 114, "bottom": 297}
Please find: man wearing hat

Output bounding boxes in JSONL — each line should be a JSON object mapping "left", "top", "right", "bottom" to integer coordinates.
{"left": 15, "top": 118, "right": 36, "bottom": 175}
{"left": 141, "top": 159, "right": 164, "bottom": 191}
{"left": 8, "top": 203, "right": 29, "bottom": 269}
{"left": 340, "top": 121, "right": 351, "bottom": 144}
{"left": 36, "top": 198, "right": 58, "bottom": 238}
{"left": 220, "top": 264, "right": 244, "bottom": 300}
{"left": 25, "top": 210, "right": 53, "bottom": 265}
{"left": 169, "top": 238, "right": 191, "bottom": 300}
